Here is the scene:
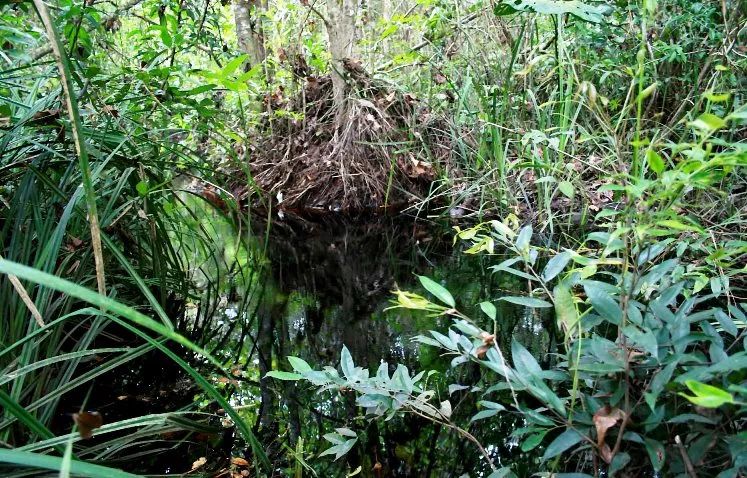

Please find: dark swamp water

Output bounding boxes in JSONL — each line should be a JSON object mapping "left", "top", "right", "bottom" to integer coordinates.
{"left": 56, "top": 207, "right": 558, "bottom": 477}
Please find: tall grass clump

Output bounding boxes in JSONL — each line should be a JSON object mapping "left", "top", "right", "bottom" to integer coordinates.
{"left": 0, "top": 4, "right": 271, "bottom": 476}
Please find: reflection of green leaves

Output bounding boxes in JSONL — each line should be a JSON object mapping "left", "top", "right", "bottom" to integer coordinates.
{"left": 680, "top": 380, "right": 734, "bottom": 408}
{"left": 494, "top": 0, "right": 612, "bottom": 23}
{"left": 418, "top": 275, "right": 455, "bottom": 307}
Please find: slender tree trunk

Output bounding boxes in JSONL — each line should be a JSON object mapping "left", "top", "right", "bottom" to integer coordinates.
{"left": 233, "top": 0, "right": 267, "bottom": 67}
{"left": 326, "top": 0, "right": 357, "bottom": 112}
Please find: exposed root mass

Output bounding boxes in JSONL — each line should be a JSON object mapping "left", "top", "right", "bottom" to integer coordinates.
{"left": 245, "top": 68, "right": 452, "bottom": 214}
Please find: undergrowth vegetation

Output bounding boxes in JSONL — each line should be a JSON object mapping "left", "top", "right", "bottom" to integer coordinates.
{"left": 1, "top": 0, "right": 746, "bottom": 476}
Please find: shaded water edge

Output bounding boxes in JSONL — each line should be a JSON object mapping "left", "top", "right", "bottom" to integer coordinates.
{"left": 50, "top": 205, "right": 556, "bottom": 477}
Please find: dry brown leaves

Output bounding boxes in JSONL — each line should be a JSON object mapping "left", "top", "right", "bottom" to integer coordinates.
{"left": 73, "top": 411, "right": 103, "bottom": 439}
{"left": 593, "top": 405, "right": 626, "bottom": 463}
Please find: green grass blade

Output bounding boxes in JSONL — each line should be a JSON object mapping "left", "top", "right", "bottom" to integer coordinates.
{"left": 1, "top": 348, "right": 130, "bottom": 386}
{"left": 0, "top": 449, "right": 141, "bottom": 478}
{"left": 0, "top": 389, "right": 64, "bottom": 455}
{"left": 32, "top": 0, "right": 107, "bottom": 297}
{"left": 104, "top": 315, "right": 271, "bottom": 470}
{"left": 0, "top": 258, "right": 221, "bottom": 371}
{"left": 100, "top": 233, "right": 174, "bottom": 329}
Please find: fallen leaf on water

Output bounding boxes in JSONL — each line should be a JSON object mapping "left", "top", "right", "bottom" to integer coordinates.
{"left": 73, "top": 411, "right": 103, "bottom": 439}
{"left": 191, "top": 457, "right": 207, "bottom": 471}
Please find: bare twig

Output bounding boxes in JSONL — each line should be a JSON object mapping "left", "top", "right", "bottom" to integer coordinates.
{"left": 675, "top": 435, "right": 698, "bottom": 478}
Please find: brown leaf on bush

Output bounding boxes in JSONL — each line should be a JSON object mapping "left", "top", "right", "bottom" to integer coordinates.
{"left": 593, "top": 405, "right": 626, "bottom": 462}
{"left": 231, "top": 457, "right": 249, "bottom": 467}
{"left": 73, "top": 411, "right": 103, "bottom": 439}
{"left": 599, "top": 443, "right": 614, "bottom": 463}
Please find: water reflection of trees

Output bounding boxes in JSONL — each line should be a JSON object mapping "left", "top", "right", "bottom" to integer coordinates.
{"left": 157, "top": 205, "right": 557, "bottom": 474}
{"left": 219, "top": 213, "right": 557, "bottom": 476}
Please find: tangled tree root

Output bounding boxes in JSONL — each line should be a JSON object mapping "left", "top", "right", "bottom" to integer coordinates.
{"left": 243, "top": 68, "right": 453, "bottom": 214}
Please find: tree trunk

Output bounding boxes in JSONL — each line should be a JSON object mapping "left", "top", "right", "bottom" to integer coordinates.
{"left": 326, "top": 0, "right": 357, "bottom": 112}
{"left": 233, "top": 0, "right": 267, "bottom": 67}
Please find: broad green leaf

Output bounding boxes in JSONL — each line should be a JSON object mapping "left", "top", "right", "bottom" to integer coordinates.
{"left": 335, "top": 427, "right": 357, "bottom": 438}
{"left": 320, "top": 437, "right": 357, "bottom": 460}
{"left": 680, "top": 380, "right": 734, "bottom": 408}
{"left": 622, "top": 325, "right": 658, "bottom": 359}
{"left": 646, "top": 150, "right": 665, "bottom": 174}
{"left": 656, "top": 219, "right": 703, "bottom": 232}
{"left": 480, "top": 301, "right": 497, "bottom": 320}
{"left": 418, "top": 275, "right": 455, "bottom": 307}
{"left": 558, "top": 181, "right": 574, "bottom": 199}
{"left": 494, "top": 0, "right": 611, "bottom": 23}
{"left": 135, "top": 180, "right": 148, "bottom": 196}
{"left": 265, "top": 371, "right": 303, "bottom": 380}
{"left": 714, "top": 309, "right": 738, "bottom": 337}
{"left": 515, "top": 225, "right": 533, "bottom": 251}
{"left": 221, "top": 54, "right": 249, "bottom": 77}
{"left": 521, "top": 430, "right": 548, "bottom": 452}
{"left": 643, "top": 438, "right": 666, "bottom": 471}
{"left": 341, "top": 345, "right": 356, "bottom": 380}
{"left": 584, "top": 283, "right": 622, "bottom": 324}
{"left": 500, "top": 296, "right": 552, "bottom": 308}
{"left": 703, "top": 91, "right": 730, "bottom": 103}
{"left": 471, "top": 409, "right": 500, "bottom": 422}
{"left": 542, "top": 428, "right": 585, "bottom": 461}
{"left": 689, "top": 113, "right": 726, "bottom": 132}
{"left": 554, "top": 283, "right": 578, "bottom": 336}
{"left": 542, "top": 251, "right": 572, "bottom": 281}
{"left": 511, "top": 339, "right": 543, "bottom": 376}
{"left": 644, "top": 361, "right": 677, "bottom": 410}
{"left": 288, "top": 356, "right": 313, "bottom": 373}
{"left": 487, "top": 467, "right": 518, "bottom": 478}
{"left": 609, "top": 452, "right": 631, "bottom": 476}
